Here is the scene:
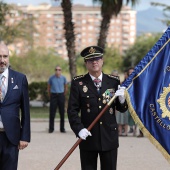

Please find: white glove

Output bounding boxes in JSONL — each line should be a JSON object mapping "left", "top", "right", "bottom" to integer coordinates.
{"left": 115, "top": 85, "right": 126, "bottom": 104}
{"left": 78, "top": 128, "right": 92, "bottom": 140}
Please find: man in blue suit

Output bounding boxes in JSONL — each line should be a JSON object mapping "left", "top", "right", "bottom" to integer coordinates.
{"left": 0, "top": 43, "right": 30, "bottom": 170}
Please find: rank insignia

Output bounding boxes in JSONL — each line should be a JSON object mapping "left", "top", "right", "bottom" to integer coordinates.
{"left": 83, "top": 85, "right": 88, "bottom": 93}
{"left": 102, "top": 89, "right": 115, "bottom": 103}
{"left": 109, "top": 108, "right": 113, "bottom": 114}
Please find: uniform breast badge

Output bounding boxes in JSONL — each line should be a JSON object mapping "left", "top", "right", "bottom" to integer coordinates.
{"left": 109, "top": 108, "right": 114, "bottom": 114}
{"left": 102, "top": 89, "right": 115, "bottom": 104}
{"left": 83, "top": 85, "right": 88, "bottom": 93}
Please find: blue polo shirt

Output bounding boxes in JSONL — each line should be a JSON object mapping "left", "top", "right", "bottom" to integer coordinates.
{"left": 48, "top": 75, "right": 67, "bottom": 93}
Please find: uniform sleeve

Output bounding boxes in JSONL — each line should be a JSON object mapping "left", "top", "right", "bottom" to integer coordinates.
{"left": 67, "top": 80, "right": 84, "bottom": 136}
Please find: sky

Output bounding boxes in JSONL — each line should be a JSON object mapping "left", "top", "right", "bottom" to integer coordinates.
{"left": 3, "top": 0, "right": 170, "bottom": 11}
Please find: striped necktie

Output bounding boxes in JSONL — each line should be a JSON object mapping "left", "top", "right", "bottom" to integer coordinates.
{"left": 0, "top": 76, "right": 6, "bottom": 102}
{"left": 93, "top": 78, "right": 101, "bottom": 94}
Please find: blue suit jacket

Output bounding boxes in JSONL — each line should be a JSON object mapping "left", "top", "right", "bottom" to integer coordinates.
{"left": 1, "top": 69, "right": 30, "bottom": 145}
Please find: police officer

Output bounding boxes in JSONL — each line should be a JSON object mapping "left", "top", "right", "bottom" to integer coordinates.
{"left": 67, "top": 46, "right": 128, "bottom": 170}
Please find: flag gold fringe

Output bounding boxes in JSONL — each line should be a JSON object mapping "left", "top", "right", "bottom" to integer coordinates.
{"left": 125, "top": 90, "right": 170, "bottom": 164}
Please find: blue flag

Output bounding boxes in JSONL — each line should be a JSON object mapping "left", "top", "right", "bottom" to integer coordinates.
{"left": 122, "top": 26, "right": 170, "bottom": 163}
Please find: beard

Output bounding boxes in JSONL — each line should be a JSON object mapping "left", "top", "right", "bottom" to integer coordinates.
{"left": 0, "top": 63, "right": 9, "bottom": 73}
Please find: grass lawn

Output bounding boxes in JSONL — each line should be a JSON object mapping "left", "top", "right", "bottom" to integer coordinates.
{"left": 30, "top": 107, "right": 68, "bottom": 119}
{"left": 30, "top": 107, "right": 49, "bottom": 118}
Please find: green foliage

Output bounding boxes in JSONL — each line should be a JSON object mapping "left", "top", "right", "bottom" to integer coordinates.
{"left": 29, "top": 81, "right": 49, "bottom": 106}
{"left": 10, "top": 47, "right": 69, "bottom": 82}
{"left": 122, "top": 33, "right": 162, "bottom": 69}
{"left": 76, "top": 53, "right": 87, "bottom": 75}
{"left": 0, "top": 2, "right": 36, "bottom": 45}
{"left": 103, "top": 46, "right": 122, "bottom": 74}
{"left": 30, "top": 107, "right": 49, "bottom": 118}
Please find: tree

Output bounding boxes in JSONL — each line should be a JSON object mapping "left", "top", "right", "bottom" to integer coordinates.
{"left": 10, "top": 47, "right": 69, "bottom": 82}
{"left": 92, "top": 0, "right": 139, "bottom": 49}
{"left": 151, "top": 2, "right": 170, "bottom": 26}
{"left": 0, "top": 1, "right": 36, "bottom": 46}
{"left": 61, "top": 0, "right": 77, "bottom": 79}
{"left": 122, "top": 33, "right": 161, "bottom": 69}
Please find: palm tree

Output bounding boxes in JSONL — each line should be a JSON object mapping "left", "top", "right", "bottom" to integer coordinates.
{"left": 92, "top": 0, "right": 139, "bottom": 49}
{"left": 61, "top": 0, "right": 77, "bottom": 79}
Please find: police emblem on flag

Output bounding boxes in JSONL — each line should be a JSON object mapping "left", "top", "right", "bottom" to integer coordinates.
{"left": 157, "top": 84, "right": 170, "bottom": 119}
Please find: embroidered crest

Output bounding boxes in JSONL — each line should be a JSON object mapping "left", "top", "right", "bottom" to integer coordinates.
{"left": 89, "top": 47, "right": 96, "bottom": 54}
{"left": 157, "top": 84, "right": 170, "bottom": 119}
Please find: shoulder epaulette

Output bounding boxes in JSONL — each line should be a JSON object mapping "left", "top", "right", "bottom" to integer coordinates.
{"left": 73, "top": 75, "right": 84, "bottom": 80}
{"left": 107, "top": 74, "right": 120, "bottom": 81}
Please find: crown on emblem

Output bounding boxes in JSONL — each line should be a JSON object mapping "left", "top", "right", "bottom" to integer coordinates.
{"left": 89, "top": 47, "right": 96, "bottom": 54}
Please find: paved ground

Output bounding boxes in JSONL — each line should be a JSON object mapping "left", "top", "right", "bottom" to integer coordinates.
{"left": 18, "top": 119, "right": 170, "bottom": 170}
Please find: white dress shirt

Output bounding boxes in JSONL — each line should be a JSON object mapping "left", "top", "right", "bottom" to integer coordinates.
{"left": 0, "top": 68, "right": 9, "bottom": 128}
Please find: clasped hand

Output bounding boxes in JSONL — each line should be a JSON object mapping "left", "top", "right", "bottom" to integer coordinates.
{"left": 78, "top": 128, "right": 92, "bottom": 140}
{"left": 115, "top": 85, "right": 126, "bottom": 104}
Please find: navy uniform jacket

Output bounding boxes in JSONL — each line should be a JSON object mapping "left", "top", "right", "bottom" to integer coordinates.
{"left": 1, "top": 69, "right": 30, "bottom": 146}
{"left": 67, "top": 73, "right": 128, "bottom": 151}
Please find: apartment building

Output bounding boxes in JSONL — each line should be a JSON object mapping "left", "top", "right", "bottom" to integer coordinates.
{"left": 9, "top": 3, "right": 136, "bottom": 59}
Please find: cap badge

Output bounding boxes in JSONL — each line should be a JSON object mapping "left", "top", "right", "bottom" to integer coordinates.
{"left": 89, "top": 47, "right": 96, "bottom": 54}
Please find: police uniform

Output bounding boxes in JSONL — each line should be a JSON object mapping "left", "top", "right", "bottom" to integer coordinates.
{"left": 67, "top": 46, "right": 128, "bottom": 170}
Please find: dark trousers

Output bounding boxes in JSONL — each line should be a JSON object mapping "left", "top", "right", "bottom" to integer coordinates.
{"left": 49, "top": 93, "right": 65, "bottom": 131}
{"left": 0, "top": 132, "right": 19, "bottom": 170}
{"left": 80, "top": 149, "right": 117, "bottom": 170}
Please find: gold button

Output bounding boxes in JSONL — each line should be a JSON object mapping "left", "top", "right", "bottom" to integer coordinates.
{"left": 87, "top": 96, "right": 89, "bottom": 98}
{"left": 99, "top": 106, "right": 102, "bottom": 109}
{"left": 100, "top": 122, "right": 102, "bottom": 125}
{"left": 98, "top": 98, "right": 101, "bottom": 101}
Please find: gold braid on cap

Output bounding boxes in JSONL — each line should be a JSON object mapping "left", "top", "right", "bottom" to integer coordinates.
{"left": 84, "top": 53, "right": 103, "bottom": 59}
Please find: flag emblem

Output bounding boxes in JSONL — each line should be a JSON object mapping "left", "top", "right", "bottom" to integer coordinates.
{"left": 157, "top": 85, "right": 170, "bottom": 119}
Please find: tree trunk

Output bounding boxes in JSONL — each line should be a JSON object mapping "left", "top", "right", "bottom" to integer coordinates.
{"left": 61, "top": 0, "right": 77, "bottom": 79}
{"left": 97, "top": 12, "right": 112, "bottom": 49}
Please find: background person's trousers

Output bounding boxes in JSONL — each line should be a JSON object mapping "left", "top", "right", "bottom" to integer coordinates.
{"left": 49, "top": 93, "right": 65, "bottom": 131}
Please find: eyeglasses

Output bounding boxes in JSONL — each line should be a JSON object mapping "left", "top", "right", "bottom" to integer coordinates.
{"left": 55, "top": 69, "right": 61, "bottom": 71}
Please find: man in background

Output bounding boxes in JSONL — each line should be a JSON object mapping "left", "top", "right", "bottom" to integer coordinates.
{"left": 0, "top": 43, "right": 30, "bottom": 170}
{"left": 48, "top": 65, "right": 67, "bottom": 133}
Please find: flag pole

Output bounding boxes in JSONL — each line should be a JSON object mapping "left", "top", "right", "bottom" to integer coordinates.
{"left": 54, "top": 95, "right": 117, "bottom": 170}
